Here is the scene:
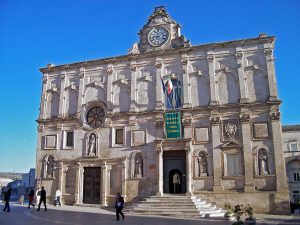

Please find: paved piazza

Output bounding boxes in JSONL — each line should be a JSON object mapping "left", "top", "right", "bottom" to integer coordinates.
{"left": 1, "top": 203, "right": 300, "bottom": 225}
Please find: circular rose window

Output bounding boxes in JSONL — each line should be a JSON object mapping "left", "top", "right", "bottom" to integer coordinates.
{"left": 86, "top": 106, "right": 105, "bottom": 128}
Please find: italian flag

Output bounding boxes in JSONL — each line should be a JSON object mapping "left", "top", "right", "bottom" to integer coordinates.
{"left": 167, "top": 79, "right": 173, "bottom": 95}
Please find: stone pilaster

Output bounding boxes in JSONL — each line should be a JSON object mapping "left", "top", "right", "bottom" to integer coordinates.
{"left": 269, "top": 111, "right": 289, "bottom": 191}
{"left": 40, "top": 75, "right": 48, "bottom": 119}
{"left": 106, "top": 65, "right": 114, "bottom": 111}
{"left": 58, "top": 71, "right": 66, "bottom": 118}
{"left": 129, "top": 63, "right": 137, "bottom": 112}
{"left": 236, "top": 51, "right": 248, "bottom": 103}
{"left": 104, "top": 163, "right": 112, "bottom": 205}
{"left": 210, "top": 114, "right": 223, "bottom": 191}
{"left": 181, "top": 56, "right": 191, "bottom": 108}
{"left": 185, "top": 145, "right": 192, "bottom": 195}
{"left": 75, "top": 163, "right": 83, "bottom": 204}
{"left": 121, "top": 159, "right": 127, "bottom": 198}
{"left": 264, "top": 48, "right": 278, "bottom": 101}
{"left": 155, "top": 58, "right": 164, "bottom": 110}
{"left": 239, "top": 111, "right": 255, "bottom": 191}
{"left": 156, "top": 143, "right": 163, "bottom": 196}
{"left": 101, "top": 166, "right": 107, "bottom": 206}
{"left": 207, "top": 55, "right": 218, "bottom": 106}
{"left": 77, "top": 68, "right": 85, "bottom": 115}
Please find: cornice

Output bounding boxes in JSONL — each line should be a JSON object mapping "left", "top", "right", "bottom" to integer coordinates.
{"left": 39, "top": 36, "right": 275, "bottom": 74}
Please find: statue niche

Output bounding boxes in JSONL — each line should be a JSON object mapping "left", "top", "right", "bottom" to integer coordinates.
{"left": 132, "top": 152, "right": 143, "bottom": 178}
{"left": 196, "top": 151, "right": 208, "bottom": 177}
{"left": 87, "top": 133, "right": 97, "bottom": 156}
{"left": 43, "top": 155, "right": 55, "bottom": 179}
{"left": 258, "top": 149, "right": 269, "bottom": 175}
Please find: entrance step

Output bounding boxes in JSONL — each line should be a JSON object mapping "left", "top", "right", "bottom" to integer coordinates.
{"left": 129, "top": 195, "right": 225, "bottom": 218}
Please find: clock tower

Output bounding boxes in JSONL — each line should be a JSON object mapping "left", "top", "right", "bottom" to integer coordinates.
{"left": 129, "top": 6, "right": 191, "bottom": 54}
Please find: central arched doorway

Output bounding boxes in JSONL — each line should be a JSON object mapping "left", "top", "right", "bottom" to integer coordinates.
{"left": 163, "top": 150, "right": 186, "bottom": 193}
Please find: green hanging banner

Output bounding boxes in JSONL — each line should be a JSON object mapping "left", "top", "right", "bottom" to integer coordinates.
{"left": 164, "top": 111, "right": 182, "bottom": 140}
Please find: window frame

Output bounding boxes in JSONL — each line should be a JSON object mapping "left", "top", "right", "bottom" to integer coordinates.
{"left": 112, "top": 126, "right": 125, "bottom": 147}
{"left": 289, "top": 142, "right": 298, "bottom": 152}
{"left": 63, "top": 130, "right": 75, "bottom": 150}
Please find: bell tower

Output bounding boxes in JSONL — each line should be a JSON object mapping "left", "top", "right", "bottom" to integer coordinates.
{"left": 129, "top": 6, "right": 191, "bottom": 54}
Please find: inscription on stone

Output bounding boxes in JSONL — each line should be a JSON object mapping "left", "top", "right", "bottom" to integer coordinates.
{"left": 194, "top": 127, "right": 209, "bottom": 142}
{"left": 253, "top": 123, "right": 269, "bottom": 139}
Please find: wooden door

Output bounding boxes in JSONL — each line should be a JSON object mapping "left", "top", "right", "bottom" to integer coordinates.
{"left": 83, "top": 167, "right": 101, "bottom": 204}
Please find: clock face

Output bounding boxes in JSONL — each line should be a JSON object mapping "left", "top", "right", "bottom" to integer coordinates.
{"left": 148, "top": 27, "right": 169, "bottom": 46}
{"left": 86, "top": 106, "right": 105, "bottom": 128}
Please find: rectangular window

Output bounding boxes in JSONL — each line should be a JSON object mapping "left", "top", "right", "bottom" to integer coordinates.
{"left": 294, "top": 172, "right": 300, "bottom": 182}
{"left": 115, "top": 129, "right": 124, "bottom": 145}
{"left": 290, "top": 143, "right": 298, "bottom": 152}
{"left": 66, "top": 131, "right": 74, "bottom": 147}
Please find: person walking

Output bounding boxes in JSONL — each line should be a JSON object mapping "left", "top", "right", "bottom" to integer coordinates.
{"left": 3, "top": 186, "right": 11, "bottom": 212}
{"left": 114, "top": 192, "right": 125, "bottom": 220}
{"left": 54, "top": 188, "right": 61, "bottom": 206}
{"left": 37, "top": 186, "right": 47, "bottom": 211}
{"left": 27, "top": 189, "right": 35, "bottom": 208}
{"left": 35, "top": 188, "right": 41, "bottom": 205}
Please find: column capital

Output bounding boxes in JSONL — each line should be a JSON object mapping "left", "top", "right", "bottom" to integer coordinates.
{"left": 207, "top": 55, "right": 214, "bottom": 63}
{"left": 209, "top": 116, "right": 221, "bottom": 125}
{"left": 269, "top": 111, "right": 280, "bottom": 120}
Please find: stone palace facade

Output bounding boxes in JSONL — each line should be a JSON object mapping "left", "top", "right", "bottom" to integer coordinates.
{"left": 36, "top": 7, "right": 290, "bottom": 214}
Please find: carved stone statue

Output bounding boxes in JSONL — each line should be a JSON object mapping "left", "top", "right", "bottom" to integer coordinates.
{"left": 46, "top": 155, "right": 54, "bottom": 178}
{"left": 134, "top": 154, "right": 143, "bottom": 178}
{"left": 258, "top": 151, "right": 269, "bottom": 175}
{"left": 197, "top": 152, "right": 208, "bottom": 176}
{"left": 88, "top": 133, "right": 96, "bottom": 156}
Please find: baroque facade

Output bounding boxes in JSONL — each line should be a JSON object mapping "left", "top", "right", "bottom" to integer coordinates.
{"left": 36, "top": 7, "right": 290, "bottom": 214}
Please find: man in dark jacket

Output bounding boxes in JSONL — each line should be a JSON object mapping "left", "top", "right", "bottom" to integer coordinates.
{"left": 3, "top": 186, "right": 12, "bottom": 212}
{"left": 37, "top": 186, "right": 47, "bottom": 211}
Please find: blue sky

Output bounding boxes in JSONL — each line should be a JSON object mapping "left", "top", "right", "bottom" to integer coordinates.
{"left": 0, "top": 0, "right": 299, "bottom": 173}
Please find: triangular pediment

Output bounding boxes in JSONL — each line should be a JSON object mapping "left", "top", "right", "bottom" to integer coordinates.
{"left": 220, "top": 140, "right": 242, "bottom": 149}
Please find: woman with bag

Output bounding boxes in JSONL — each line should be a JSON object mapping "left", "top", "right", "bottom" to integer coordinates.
{"left": 114, "top": 192, "right": 125, "bottom": 220}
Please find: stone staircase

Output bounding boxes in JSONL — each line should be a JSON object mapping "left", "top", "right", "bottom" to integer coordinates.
{"left": 129, "top": 195, "right": 225, "bottom": 218}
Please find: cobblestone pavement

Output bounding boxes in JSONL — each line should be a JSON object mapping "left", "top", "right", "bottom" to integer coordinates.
{"left": 1, "top": 203, "right": 300, "bottom": 225}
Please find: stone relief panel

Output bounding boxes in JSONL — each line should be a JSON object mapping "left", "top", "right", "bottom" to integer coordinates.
{"left": 246, "top": 70, "right": 269, "bottom": 102}
{"left": 223, "top": 120, "right": 240, "bottom": 141}
{"left": 44, "top": 135, "right": 57, "bottom": 149}
{"left": 194, "top": 127, "right": 209, "bottom": 143}
{"left": 113, "top": 84, "right": 130, "bottom": 112}
{"left": 137, "top": 81, "right": 155, "bottom": 111}
{"left": 131, "top": 130, "right": 146, "bottom": 146}
{"left": 253, "top": 123, "right": 269, "bottom": 139}
{"left": 217, "top": 72, "right": 240, "bottom": 104}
